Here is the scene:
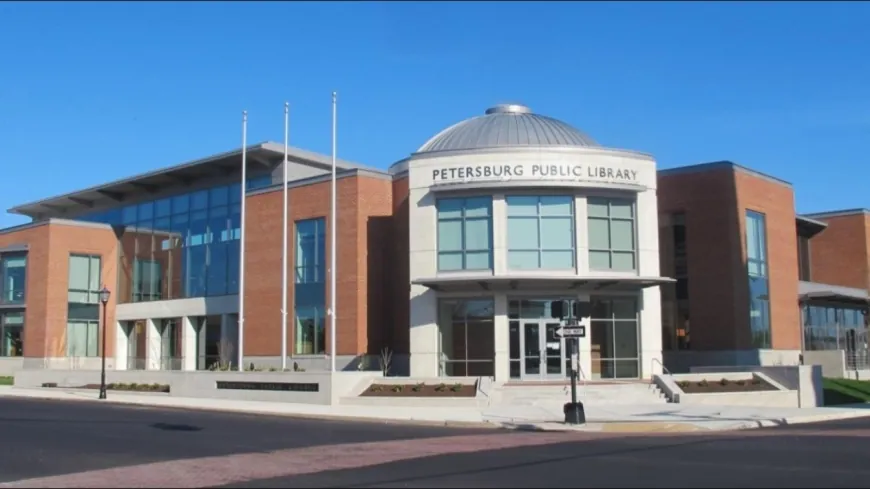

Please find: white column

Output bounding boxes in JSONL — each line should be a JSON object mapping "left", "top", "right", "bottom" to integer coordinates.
{"left": 409, "top": 286, "right": 440, "bottom": 377}
{"left": 114, "top": 321, "right": 128, "bottom": 371}
{"left": 492, "top": 194, "right": 507, "bottom": 276}
{"left": 182, "top": 316, "right": 197, "bottom": 371}
{"left": 493, "top": 294, "right": 509, "bottom": 382}
{"left": 576, "top": 293, "right": 592, "bottom": 381}
{"left": 220, "top": 314, "right": 239, "bottom": 368}
{"left": 575, "top": 195, "right": 589, "bottom": 275}
{"left": 145, "top": 319, "right": 162, "bottom": 370}
{"left": 636, "top": 188, "right": 663, "bottom": 379}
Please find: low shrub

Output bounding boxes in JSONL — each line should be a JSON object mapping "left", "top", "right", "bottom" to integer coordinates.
{"left": 411, "top": 382, "right": 424, "bottom": 392}
{"left": 450, "top": 383, "right": 463, "bottom": 392}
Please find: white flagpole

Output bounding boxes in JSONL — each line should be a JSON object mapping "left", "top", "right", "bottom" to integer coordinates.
{"left": 330, "top": 92, "right": 337, "bottom": 372}
{"left": 281, "top": 102, "right": 289, "bottom": 372}
{"left": 238, "top": 110, "right": 247, "bottom": 372}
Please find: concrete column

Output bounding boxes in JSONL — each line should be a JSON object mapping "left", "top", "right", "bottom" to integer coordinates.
{"left": 182, "top": 316, "right": 197, "bottom": 371}
{"left": 409, "top": 285, "right": 439, "bottom": 377}
{"left": 114, "top": 321, "right": 128, "bottom": 371}
{"left": 640, "top": 287, "right": 663, "bottom": 379}
{"left": 575, "top": 293, "right": 592, "bottom": 381}
{"left": 145, "top": 319, "right": 162, "bottom": 370}
{"left": 493, "top": 294, "right": 510, "bottom": 382}
{"left": 220, "top": 314, "right": 239, "bottom": 368}
{"left": 575, "top": 195, "right": 589, "bottom": 275}
{"left": 492, "top": 194, "right": 507, "bottom": 276}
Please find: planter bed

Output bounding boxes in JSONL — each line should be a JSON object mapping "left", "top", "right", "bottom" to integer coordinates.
{"left": 361, "top": 382, "right": 476, "bottom": 398}
{"left": 677, "top": 377, "right": 777, "bottom": 394}
{"left": 42, "top": 382, "right": 170, "bottom": 393}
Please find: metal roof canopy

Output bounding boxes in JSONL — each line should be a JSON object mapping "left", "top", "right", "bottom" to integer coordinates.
{"left": 8, "top": 141, "right": 373, "bottom": 220}
{"left": 412, "top": 275, "right": 675, "bottom": 293}
{"left": 799, "top": 280, "right": 870, "bottom": 308}
{"left": 796, "top": 215, "right": 828, "bottom": 239}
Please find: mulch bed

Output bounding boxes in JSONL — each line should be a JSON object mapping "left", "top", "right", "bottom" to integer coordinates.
{"left": 360, "top": 383, "right": 477, "bottom": 398}
{"left": 42, "top": 383, "right": 170, "bottom": 393}
{"left": 678, "top": 378, "right": 778, "bottom": 394}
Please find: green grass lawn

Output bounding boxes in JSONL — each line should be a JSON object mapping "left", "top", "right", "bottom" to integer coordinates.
{"left": 823, "top": 378, "right": 870, "bottom": 406}
{"left": 0, "top": 376, "right": 12, "bottom": 386}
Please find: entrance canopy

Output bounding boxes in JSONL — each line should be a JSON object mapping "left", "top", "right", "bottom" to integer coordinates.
{"left": 799, "top": 281, "right": 870, "bottom": 308}
{"left": 412, "top": 274, "right": 675, "bottom": 293}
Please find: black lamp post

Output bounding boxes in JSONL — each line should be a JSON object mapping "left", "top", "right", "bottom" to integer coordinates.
{"left": 98, "top": 286, "right": 111, "bottom": 400}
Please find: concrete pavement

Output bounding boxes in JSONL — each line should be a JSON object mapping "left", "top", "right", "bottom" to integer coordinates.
{"left": 2, "top": 397, "right": 870, "bottom": 488}
{"left": 2, "top": 386, "right": 870, "bottom": 433}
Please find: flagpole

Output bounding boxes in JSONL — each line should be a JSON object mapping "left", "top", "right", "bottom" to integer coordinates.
{"left": 237, "top": 110, "right": 247, "bottom": 372}
{"left": 330, "top": 92, "right": 337, "bottom": 373}
{"left": 281, "top": 102, "right": 289, "bottom": 372}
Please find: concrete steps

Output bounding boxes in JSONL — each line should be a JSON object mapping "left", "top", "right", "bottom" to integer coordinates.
{"left": 493, "top": 381, "right": 671, "bottom": 406}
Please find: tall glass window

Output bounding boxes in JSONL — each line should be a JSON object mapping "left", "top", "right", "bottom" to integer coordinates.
{"left": 436, "top": 197, "right": 492, "bottom": 271}
{"left": 132, "top": 259, "right": 161, "bottom": 302}
{"left": 67, "top": 254, "right": 101, "bottom": 357}
{"left": 590, "top": 297, "right": 639, "bottom": 379}
{"left": 507, "top": 195, "right": 575, "bottom": 270}
{"left": 1, "top": 311, "right": 24, "bottom": 357}
{"left": 437, "top": 299, "right": 495, "bottom": 376}
{"left": 294, "top": 218, "right": 326, "bottom": 355}
{"left": 588, "top": 197, "right": 636, "bottom": 271}
{"left": 746, "top": 210, "right": 771, "bottom": 348}
{"left": 0, "top": 253, "right": 26, "bottom": 305}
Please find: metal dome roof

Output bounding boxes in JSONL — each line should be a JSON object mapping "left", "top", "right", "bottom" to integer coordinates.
{"left": 416, "top": 104, "right": 599, "bottom": 154}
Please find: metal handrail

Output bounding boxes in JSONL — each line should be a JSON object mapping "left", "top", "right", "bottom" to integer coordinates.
{"left": 652, "top": 357, "right": 673, "bottom": 376}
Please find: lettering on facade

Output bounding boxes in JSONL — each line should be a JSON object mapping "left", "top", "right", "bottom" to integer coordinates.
{"left": 215, "top": 381, "right": 320, "bottom": 392}
{"left": 431, "top": 163, "right": 639, "bottom": 185}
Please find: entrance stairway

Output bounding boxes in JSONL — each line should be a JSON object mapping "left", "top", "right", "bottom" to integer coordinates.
{"left": 491, "top": 381, "right": 670, "bottom": 407}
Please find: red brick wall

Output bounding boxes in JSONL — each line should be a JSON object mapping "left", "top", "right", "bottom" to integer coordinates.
{"left": 658, "top": 167, "right": 744, "bottom": 351}
{"left": 808, "top": 213, "right": 870, "bottom": 291}
{"left": 657, "top": 165, "right": 801, "bottom": 351}
{"left": 0, "top": 221, "right": 120, "bottom": 358}
{"left": 734, "top": 171, "right": 801, "bottom": 350}
{"left": 389, "top": 176, "right": 410, "bottom": 354}
{"left": 243, "top": 174, "right": 395, "bottom": 357}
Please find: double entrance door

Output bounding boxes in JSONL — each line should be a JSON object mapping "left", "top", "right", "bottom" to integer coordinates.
{"left": 510, "top": 319, "right": 567, "bottom": 380}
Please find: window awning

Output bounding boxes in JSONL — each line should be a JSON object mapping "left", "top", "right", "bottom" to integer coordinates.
{"left": 412, "top": 274, "right": 675, "bottom": 293}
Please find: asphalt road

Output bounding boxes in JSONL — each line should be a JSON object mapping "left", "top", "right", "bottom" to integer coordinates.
{"left": 1, "top": 397, "right": 869, "bottom": 488}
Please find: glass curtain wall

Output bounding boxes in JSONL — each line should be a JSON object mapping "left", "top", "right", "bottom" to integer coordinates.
{"left": 294, "top": 218, "right": 326, "bottom": 355}
{"left": 79, "top": 175, "right": 271, "bottom": 303}
{"left": 745, "top": 210, "right": 771, "bottom": 348}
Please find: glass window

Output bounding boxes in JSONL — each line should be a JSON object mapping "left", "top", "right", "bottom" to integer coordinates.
{"left": 745, "top": 210, "right": 771, "bottom": 348}
{"left": 587, "top": 197, "right": 636, "bottom": 271}
{"left": 294, "top": 218, "right": 327, "bottom": 355}
{"left": 1, "top": 253, "right": 27, "bottom": 304}
{"left": 68, "top": 254, "right": 101, "bottom": 304}
{"left": 589, "top": 297, "right": 639, "bottom": 379}
{"left": 507, "top": 195, "right": 574, "bottom": 270}
{"left": 438, "top": 299, "right": 495, "bottom": 376}
{"left": 437, "top": 197, "right": 492, "bottom": 271}
{"left": 132, "top": 259, "right": 161, "bottom": 302}
{"left": 1, "top": 311, "right": 24, "bottom": 357}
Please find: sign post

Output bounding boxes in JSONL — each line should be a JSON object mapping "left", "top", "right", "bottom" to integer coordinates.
{"left": 555, "top": 314, "right": 587, "bottom": 425}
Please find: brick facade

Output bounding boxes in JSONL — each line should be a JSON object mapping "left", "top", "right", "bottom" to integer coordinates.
{"left": 242, "top": 173, "right": 395, "bottom": 357}
{"left": 805, "top": 211, "right": 870, "bottom": 291}
{"left": 0, "top": 221, "right": 119, "bottom": 358}
{"left": 658, "top": 163, "right": 801, "bottom": 352}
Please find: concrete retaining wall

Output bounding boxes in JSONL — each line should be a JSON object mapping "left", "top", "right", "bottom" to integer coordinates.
{"left": 688, "top": 365, "right": 823, "bottom": 408}
{"left": 803, "top": 350, "right": 845, "bottom": 378}
{"left": 0, "top": 358, "right": 23, "bottom": 376}
{"left": 12, "top": 370, "right": 381, "bottom": 405}
{"left": 663, "top": 349, "right": 801, "bottom": 373}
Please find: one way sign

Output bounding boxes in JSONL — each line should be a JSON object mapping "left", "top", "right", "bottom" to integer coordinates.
{"left": 555, "top": 326, "right": 586, "bottom": 338}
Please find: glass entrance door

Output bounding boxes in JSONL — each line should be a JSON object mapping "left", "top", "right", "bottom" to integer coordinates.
{"left": 519, "top": 320, "right": 566, "bottom": 380}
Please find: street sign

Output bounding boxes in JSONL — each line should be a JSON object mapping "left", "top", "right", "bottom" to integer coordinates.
{"left": 555, "top": 326, "right": 586, "bottom": 338}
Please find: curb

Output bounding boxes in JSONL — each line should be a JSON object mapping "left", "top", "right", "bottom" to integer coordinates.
{"left": 0, "top": 388, "right": 499, "bottom": 430}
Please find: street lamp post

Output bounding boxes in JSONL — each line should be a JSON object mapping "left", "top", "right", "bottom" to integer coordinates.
{"left": 98, "top": 286, "right": 111, "bottom": 400}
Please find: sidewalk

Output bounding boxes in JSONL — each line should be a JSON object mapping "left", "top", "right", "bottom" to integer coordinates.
{"left": 2, "top": 386, "right": 869, "bottom": 433}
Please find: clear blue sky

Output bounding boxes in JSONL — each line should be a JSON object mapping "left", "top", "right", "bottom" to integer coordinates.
{"left": 1, "top": 1, "right": 868, "bottom": 228}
